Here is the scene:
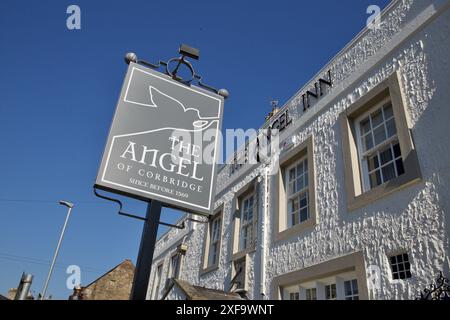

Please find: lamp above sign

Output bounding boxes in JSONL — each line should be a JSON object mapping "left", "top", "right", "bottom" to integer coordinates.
{"left": 95, "top": 62, "right": 224, "bottom": 216}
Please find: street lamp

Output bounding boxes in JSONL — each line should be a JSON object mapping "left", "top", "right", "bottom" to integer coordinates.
{"left": 40, "top": 200, "right": 74, "bottom": 300}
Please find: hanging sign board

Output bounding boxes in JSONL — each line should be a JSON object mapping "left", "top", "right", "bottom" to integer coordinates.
{"left": 95, "top": 62, "right": 223, "bottom": 216}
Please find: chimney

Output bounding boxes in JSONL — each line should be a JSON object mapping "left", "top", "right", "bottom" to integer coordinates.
{"left": 265, "top": 100, "right": 280, "bottom": 122}
{"left": 14, "top": 273, "right": 34, "bottom": 300}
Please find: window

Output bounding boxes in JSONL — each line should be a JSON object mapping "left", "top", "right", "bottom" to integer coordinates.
{"left": 231, "top": 258, "right": 247, "bottom": 292}
{"left": 200, "top": 209, "right": 223, "bottom": 275}
{"left": 240, "top": 193, "right": 256, "bottom": 250}
{"left": 275, "top": 136, "right": 317, "bottom": 242}
{"left": 325, "top": 284, "right": 337, "bottom": 300}
{"left": 274, "top": 253, "right": 368, "bottom": 300}
{"left": 286, "top": 156, "right": 309, "bottom": 227}
{"left": 231, "top": 183, "right": 258, "bottom": 259}
{"left": 305, "top": 288, "right": 317, "bottom": 300}
{"left": 290, "top": 292, "right": 300, "bottom": 300}
{"left": 389, "top": 253, "right": 412, "bottom": 280}
{"left": 208, "top": 216, "right": 221, "bottom": 266}
{"left": 344, "top": 279, "right": 359, "bottom": 300}
{"left": 356, "top": 100, "right": 405, "bottom": 192}
{"left": 170, "top": 254, "right": 181, "bottom": 279}
{"left": 151, "top": 264, "right": 163, "bottom": 300}
{"left": 340, "top": 71, "right": 421, "bottom": 211}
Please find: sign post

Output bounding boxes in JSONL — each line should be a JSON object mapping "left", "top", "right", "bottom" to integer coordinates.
{"left": 130, "top": 200, "right": 162, "bottom": 300}
{"left": 94, "top": 46, "right": 228, "bottom": 300}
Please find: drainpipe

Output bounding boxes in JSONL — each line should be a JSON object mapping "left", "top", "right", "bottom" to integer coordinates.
{"left": 259, "top": 167, "right": 269, "bottom": 299}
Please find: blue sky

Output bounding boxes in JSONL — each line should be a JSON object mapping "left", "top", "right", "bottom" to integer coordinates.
{"left": 0, "top": 0, "right": 390, "bottom": 299}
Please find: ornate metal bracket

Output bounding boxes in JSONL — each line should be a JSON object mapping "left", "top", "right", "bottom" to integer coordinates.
{"left": 124, "top": 45, "right": 229, "bottom": 99}
{"left": 93, "top": 187, "right": 185, "bottom": 230}
{"left": 417, "top": 271, "right": 450, "bottom": 300}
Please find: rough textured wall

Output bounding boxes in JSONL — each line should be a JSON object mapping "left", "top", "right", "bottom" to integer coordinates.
{"left": 148, "top": 0, "right": 450, "bottom": 300}
{"left": 264, "top": 1, "right": 450, "bottom": 300}
{"left": 82, "top": 260, "right": 135, "bottom": 300}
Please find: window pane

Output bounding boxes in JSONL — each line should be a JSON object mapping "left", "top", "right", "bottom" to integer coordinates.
{"left": 304, "top": 172, "right": 309, "bottom": 187}
{"left": 345, "top": 281, "right": 351, "bottom": 296}
{"left": 370, "top": 170, "right": 382, "bottom": 188}
{"left": 300, "top": 194, "right": 308, "bottom": 208}
{"left": 289, "top": 168, "right": 296, "bottom": 182}
{"left": 360, "top": 118, "right": 371, "bottom": 135}
{"left": 386, "top": 118, "right": 397, "bottom": 138}
{"left": 393, "top": 143, "right": 401, "bottom": 158}
{"left": 374, "top": 125, "right": 387, "bottom": 145}
{"left": 243, "top": 199, "right": 248, "bottom": 211}
{"left": 405, "top": 262, "right": 410, "bottom": 271}
{"left": 396, "top": 159, "right": 405, "bottom": 176}
{"left": 380, "top": 147, "right": 393, "bottom": 165}
{"left": 371, "top": 109, "right": 383, "bottom": 127}
{"left": 362, "top": 134, "right": 374, "bottom": 151}
{"left": 289, "top": 181, "right": 295, "bottom": 195}
{"left": 296, "top": 177, "right": 304, "bottom": 192}
{"left": 311, "top": 288, "right": 317, "bottom": 300}
{"left": 382, "top": 163, "right": 396, "bottom": 182}
{"left": 297, "top": 162, "right": 303, "bottom": 177}
{"left": 290, "top": 198, "right": 299, "bottom": 213}
{"left": 368, "top": 154, "right": 380, "bottom": 171}
{"left": 384, "top": 103, "right": 393, "bottom": 119}
{"left": 291, "top": 212, "right": 298, "bottom": 226}
{"left": 300, "top": 208, "right": 308, "bottom": 222}
{"left": 352, "top": 279, "right": 358, "bottom": 294}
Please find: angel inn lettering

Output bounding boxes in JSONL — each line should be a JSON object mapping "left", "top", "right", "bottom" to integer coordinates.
{"left": 118, "top": 136, "right": 205, "bottom": 194}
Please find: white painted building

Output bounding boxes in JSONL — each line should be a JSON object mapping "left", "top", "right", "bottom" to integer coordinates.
{"left": 147, "top": 0, "right": 450, "bottom": 300}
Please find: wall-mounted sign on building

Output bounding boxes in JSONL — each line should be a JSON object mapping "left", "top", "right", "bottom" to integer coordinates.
{"left": 95, "top": 62, "right": 224, "bottom": 216}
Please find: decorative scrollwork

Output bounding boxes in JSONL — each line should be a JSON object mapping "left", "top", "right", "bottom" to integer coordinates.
{"left": 417, "top": 271, "right": 450, "bottom": 300}
{"left": 124, "top": 47, "right": 229, "bottom": 99}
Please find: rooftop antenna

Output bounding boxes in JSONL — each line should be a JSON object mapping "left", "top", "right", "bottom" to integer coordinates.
{"left": 266, "top": 98, "right": 280, "bottom": 121}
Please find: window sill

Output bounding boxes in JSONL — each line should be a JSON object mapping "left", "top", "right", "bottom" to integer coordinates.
{"left": 199, "top": 264, "right": 219, "bottom": 277}
{"left": 274, "top": 218, "right": 316, "bottom": 243}
{"left": 347, "top": 151, "right": 422, "bottom": 212}
{"left": 231, "top": 246, "right": 256, "bottom": 261}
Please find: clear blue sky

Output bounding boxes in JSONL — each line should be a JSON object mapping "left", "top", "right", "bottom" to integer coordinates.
{"left": 0, "top": 0, "right": 390, "bottom": 299}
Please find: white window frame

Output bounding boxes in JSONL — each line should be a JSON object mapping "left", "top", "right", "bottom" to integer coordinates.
{"left": 289, "top": 292, "right": 300, "bottom": 300}
{"left": 389, "top": 252, "right": 412, "bottom": 280}
{"left": 355, "top": 97, "right": 404, "bottom": 192}
{"left": 285, "top": 155, "right": 310, "bottom": 228}
{"left": 239, "top": 193, "right": 256, "bottom": 251}
{"left": 208, "top": 216, "right": 222, "bottom": 267}
{"left": 305, "top": 287, "right": 317, "bottom": 300}
{"left": 325, "top": 283, "right": 337, "bottom": 300}
{"left": 170, "top": 253, "right": 181, "bottom": 279}
{"left": 151, "top": 264, "right": 163, "bottom": 300}
{"left": 344, "top": 279, "right": 359, "bottom": 300}
{"left": 231, "top": 257, "right": 247, "bottom": 292}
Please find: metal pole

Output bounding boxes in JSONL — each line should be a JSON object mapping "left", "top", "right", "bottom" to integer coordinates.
{"left": 40, "top": 204, "right": 73, "bottom": 300}
{"left": 130, "top": 200, "right": 162, "bottom": 300}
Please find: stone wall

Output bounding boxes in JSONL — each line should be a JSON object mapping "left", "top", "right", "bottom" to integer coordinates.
{"left": 82, "top": 259, "right": 135, "bottom": 300}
